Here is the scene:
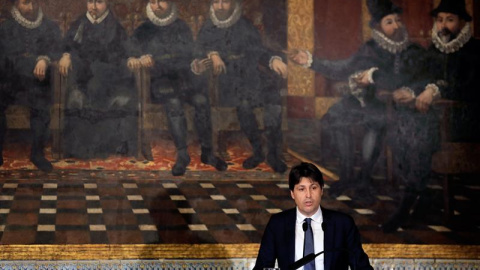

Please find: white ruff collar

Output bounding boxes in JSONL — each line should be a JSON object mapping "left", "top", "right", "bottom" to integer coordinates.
{"left": 146, "top": 3, "right": 178, "bottom": 27}
{"left": 431, "top": 23, "right": 471, "bottom": 54}
{"left": 209, "top": 2, "right": 242, "bottom": 29}
{"left": 372, "top": 27, "right": 410, "bottom": 54}
{"left": 86, "top": 9, "right": 110, "bottom": 24}
{"left": 11, "top": 6, "right": 43, "bottom": 29}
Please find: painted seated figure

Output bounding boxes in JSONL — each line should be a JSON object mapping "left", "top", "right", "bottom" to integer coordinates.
{"left": 127, "top": 0, "right": 228, "bottom": 176}
{"left": 0, "top": 0, "right": 62, "bottom": 172}
{"left": 192, "top": 0, "right": 289, "bottom": 173}
{"left": 58, "top": 0, "right": 138, "bottom": 159}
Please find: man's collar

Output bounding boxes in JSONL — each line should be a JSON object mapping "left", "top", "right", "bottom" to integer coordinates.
{"left": 209, "top": 2, "right": 242, "bottom": 29}
{"left": 295, "top": 207, "right": 323, "bottom": 224}
{"left": 86, "top": 9, "right": 110, "bottom": 24}
{"left": 146, "top": 2, "right": 178, "bottom": 27}
{"left": 371, "top": 27, "right": 410, "bottom": 54}
{"left": 11, "top": 6, "right": 43, "bottom": 29}
{"left": 431, "top": 23, "right": 472, "bottom": 54}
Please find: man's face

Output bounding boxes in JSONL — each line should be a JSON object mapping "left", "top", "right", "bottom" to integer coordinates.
{"left": 87, "top": 0, "right": 108, "bottom": 19}
{"left": 150, "top": 0, "right": 171, "bottom": 18}
{"left": 290, "top": 177, "right": 323, "bottom": 217}
{"left": 379, "top": 14, "right": 404, "bottom": 42}
{"left": 15, "top": 0, "right": 39, "bottom": 20}
{"left": 212, "top": 0, "right": 234, "bottom": 20}
{"left": 435, "top": 12, "right": 464, "bottom": 43}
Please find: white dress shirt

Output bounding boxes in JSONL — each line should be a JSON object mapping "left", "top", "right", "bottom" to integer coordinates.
{"left": 294, "top": 207, "right": 324, "bottom": 270}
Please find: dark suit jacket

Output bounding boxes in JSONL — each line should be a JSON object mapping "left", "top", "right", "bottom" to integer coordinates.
{"left": 253, "top": 207, "right": 373, "bottom": 270}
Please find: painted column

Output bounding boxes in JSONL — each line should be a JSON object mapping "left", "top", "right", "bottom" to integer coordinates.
{"left": 287, "top": 0, "right": 315, "bottom": 98}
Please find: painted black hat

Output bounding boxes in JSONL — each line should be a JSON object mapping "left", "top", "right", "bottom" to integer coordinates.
{"left": 431, "top": 0, "right": 472, "bottom": 22}
{"left": 367, "top": 0, "right": 403, "bottom": 27}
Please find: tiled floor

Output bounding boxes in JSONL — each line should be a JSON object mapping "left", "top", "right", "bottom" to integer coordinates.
{"left": 0, "top": 124, "right": 479, "bottom": 246}
{"left": 0, "top": 171, "right": 294, "bottom": 244}
{"left": 1, "top": 168, "right": 479, "bottom": 245}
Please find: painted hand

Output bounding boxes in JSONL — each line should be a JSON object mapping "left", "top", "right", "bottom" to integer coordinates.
{"left": 140, "top": 55, "right": 154, "bottom": 68}
{"left": 34, "top": 59, "right": 48, "bottom": 81}
{"left": 210, "top": 54, "right": 226, "bottom": 75}
{"left": 127, "top": 58, "right": 142, "bottom": 71}
{"left": 415, "top": 88, "right": 434, "bottom": 113}
{"left": 192, "top": 58, "right": 212, "bottom": 74}
{"left": 58, "top": 54, "right": 72, "bottom": 77}
{"left": 286, "top": 49, "right": 308, "bottom": 66}
{"left": 271, "top": 58, "right": 288, "bottom": 79}
{"left": 393, "top": 88, "right": 415, "bottom": 104}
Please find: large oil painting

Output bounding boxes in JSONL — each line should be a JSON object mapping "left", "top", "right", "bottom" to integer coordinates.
{"left": 0, "top": 0, "right": 479, "bottom": 264}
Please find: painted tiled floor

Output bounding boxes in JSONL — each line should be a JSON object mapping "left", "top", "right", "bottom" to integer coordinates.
{"left": 0, "top": 169, "right": 479, "bottom": 245}
{"left": 0, "top": 124, "right": 479, "bottom": 245}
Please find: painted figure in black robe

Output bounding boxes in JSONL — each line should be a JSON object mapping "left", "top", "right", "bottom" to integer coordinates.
{"left": 193, "top": 0, "right": 289, "bottom": 173}
{"left": 291, "top": 0, "right": 440, "bottom": 232}
{"left": 58, "top": 0, "right": 137, "bottom": 159}
{"left": 428, "top": 0, "right": 480, "bottom": 142}
{"left": 0, "top": 0, "right": 61, "bottom": 172}
{"left": 127, "top": 0, "right": 227, "bottom": 176}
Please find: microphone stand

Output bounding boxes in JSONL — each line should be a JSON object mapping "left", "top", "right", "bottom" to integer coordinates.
{"left": 288, "top": 251, "right": 323, "bottom": 270}
{"left": 288, "top": 248, "right": 352, "bottom": 270}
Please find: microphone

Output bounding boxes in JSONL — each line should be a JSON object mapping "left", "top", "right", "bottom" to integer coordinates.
{"left": 289, "top": 251, "right": 323, "bottom": 270}
{"left": 302, "top": 221, "right": 308, "bottom": 232}
{"left": 288, "top": 248, "right": 350, "bottom": 270}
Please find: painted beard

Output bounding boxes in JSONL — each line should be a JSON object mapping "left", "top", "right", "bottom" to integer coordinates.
{"left": 389, "top": 27, "right": 406, "bottom": 42}
{"left": 437, "top": 28, "right": 456, "bottom": 43}
{"left": 153, "top": 5, "right": 171, "bottom": 18}
{"left": 214, "top": 9, "right": 233, "bottom": 21}
{"left": 89, "top": 10, "right": 105, "bottom": 20}
{"left": 89, "top": 11, "right": 98, "bottom": 19}
{"left": 22, "top": 10, "right": 38, "bottom": 21}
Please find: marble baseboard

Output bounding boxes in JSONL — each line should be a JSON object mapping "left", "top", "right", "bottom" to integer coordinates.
{"left": 1, "top": 259, "right": 478, "bottom": 270}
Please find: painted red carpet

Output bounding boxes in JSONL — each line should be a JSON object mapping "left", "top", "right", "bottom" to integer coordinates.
{"left": 1, "top": 138, "right": 299, "bottom": 174}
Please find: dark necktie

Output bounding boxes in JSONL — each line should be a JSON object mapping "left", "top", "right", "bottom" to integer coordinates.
{"left": 303, "top": 218, "right": 315, "bottom": 270}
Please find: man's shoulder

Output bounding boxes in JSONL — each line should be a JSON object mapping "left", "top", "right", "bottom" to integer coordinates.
{"left": 406, "top": 42, "right": 425, "bottom": 51}
{"left": 104, "top": 13, "right": 124, "bottom": 28}
{"left": 358, "top": 40, "right": 381, "bottom": 54}
{"left": 465, "top": 38, "right": 480, "bottom": 54}
{"left": 269, "top": 208, "right": 296, "bottom": 222}
{"left": 322, "top": 207, "right": 354, "bottom": 224}
{"left": 40, "top": 17, "right": 60, "bottom": 31}
{"left": 71, "top": 14, "right": 87, "bottom": 25}
{"left": 236, "top": 16, "right": 259, "bottom": 31}
{"left": 0, "top": 17, "right": 14, "bottom": 30}
{"left": 173, "top": 18, "right": 189, "bottom": 28}
{"left": 135, "top": 20, "right": 155, "bottom": 32}
{"left": 135, "top": 19, "right": 190, "bottom": 34}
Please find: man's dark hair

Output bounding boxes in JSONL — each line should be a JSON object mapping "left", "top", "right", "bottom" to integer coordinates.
{"left": 288, "top": 162, "right": 324, "bottom": 191}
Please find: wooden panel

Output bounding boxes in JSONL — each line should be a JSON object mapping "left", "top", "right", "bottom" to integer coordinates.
{"left": 314, "top": 0, "right": 363, "bottom": 59}
{"left": 314, "top": 0, "right": 363, "bottom": 97}
{"left": 397, "top": 0, "right": 434, "bottom": 48}
{"left": 287, "top": 0, "right": 315, "bottom": 97}
{"left": 474, "top": 0, "right": 479, "bottom": 38}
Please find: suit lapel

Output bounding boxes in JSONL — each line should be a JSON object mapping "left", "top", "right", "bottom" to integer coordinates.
{"left": 285, "top": 209, "right": 296, "bottom": 267}
{"left": 322, "top": 208, "right": 334, "bottom": 270}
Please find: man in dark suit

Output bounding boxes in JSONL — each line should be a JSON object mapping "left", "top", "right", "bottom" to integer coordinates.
{"left": 254, "top": 162, "right": 373, "bottom": 270}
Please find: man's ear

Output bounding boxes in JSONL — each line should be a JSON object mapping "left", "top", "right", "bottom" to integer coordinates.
{"left": 290, "top": 190, "right": 295, "bottom": 200}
